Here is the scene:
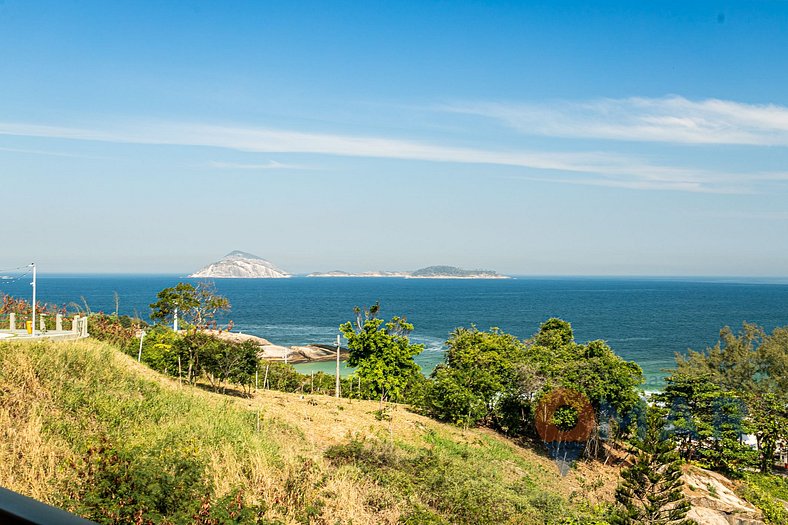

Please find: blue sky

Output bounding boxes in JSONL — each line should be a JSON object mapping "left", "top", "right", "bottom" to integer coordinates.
{"left": 2, "top": 1, "right": 788, "bottom": 275}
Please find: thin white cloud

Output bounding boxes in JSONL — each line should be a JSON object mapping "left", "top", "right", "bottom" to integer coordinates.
{"left": 208, "top": 160, "right": 304, "bottom": 170}
{"left": 0, "top": 119, "right": 779, "bottom": 193}
{"left": 0, "top": 145, "right": 112, "bottom": 160}
{"left": 442, "top": 96, "right": 788, "bottom": 146}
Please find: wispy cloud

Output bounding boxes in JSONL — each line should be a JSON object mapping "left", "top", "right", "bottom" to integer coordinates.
{"left": 0, "top": 119, "right": 780, "bottom": 193}
{"left": 0, "top": 145, "right": 112, "bottom": 160}
{"left": 208, "top": 160, "right": 304, "bottom": 170}
{"left": 442, "top": 96, "right": 788, "bottom": 146}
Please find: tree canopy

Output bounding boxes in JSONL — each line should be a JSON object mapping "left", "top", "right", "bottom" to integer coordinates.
{"left": 149, "top": 282, "right": 230, "bottom": 330}
{"left": 339, "top": 303, "right": 423, "bottom": 402}
{"left": 420, "top": 318, "right": 644, "bottom": 443}
{"left": 664, "top": 323, "right": 788, "bottom": 473}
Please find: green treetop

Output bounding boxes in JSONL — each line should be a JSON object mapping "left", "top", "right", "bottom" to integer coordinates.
{"left": 339, "top": 302, "right": 423, "bottom": 403}
{"left": 149, "top": 281, "right": 230, "bottom": 331}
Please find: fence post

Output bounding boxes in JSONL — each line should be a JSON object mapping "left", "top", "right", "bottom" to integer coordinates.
{"left": 72, "top": 315, "right": 79, "bottom": 333}
{"left": 80, "top": 317, "right": 88, "bottom": 337}
{"left": 40, "top": 315, "right": 46, "bottom": 332}
{"left": 56, "top": 314, "right": 63, "bottom": 331}
{"left": 9, "top": 313, "right": 15, "bottom": 332}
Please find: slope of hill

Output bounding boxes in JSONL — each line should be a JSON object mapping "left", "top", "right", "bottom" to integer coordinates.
{"left": 0, "top": 338, "right": 611, "bottom": 524}
{"left": 190, "top": 251, "right": 290, "bottom": 278}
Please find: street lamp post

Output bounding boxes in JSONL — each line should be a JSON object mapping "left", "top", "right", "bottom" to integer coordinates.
{"left": 30, "top": 263, "right": 36, "bottom": 337}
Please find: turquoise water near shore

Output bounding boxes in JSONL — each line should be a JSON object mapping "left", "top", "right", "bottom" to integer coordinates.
{"left": 3, "top": 275, "right": 788, "bottom": 390}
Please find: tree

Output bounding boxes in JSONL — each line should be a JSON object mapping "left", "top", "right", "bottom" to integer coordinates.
{"left": 339, "top": 303, "right": 423, "bottom": 402}
{"left": 419, "top": 319, "right": 643, "bottom": 446}
{"left": 656, "top": 372, "right": 756, "bottom": 472}
{"left": 526, "top": 319, "right": 644, "bottom": 441}
{"left": 655, "top": 373, "right": 720, "bottom": 462}
{"left": 671, "top": 323, "right": 787, "bottom": 473}
{"left": 149, "top": 281, "right": 230, "bottom": 330}
{"left": 746, "top": 392, "right": 788, "bottom": 473}
{"left": 612, "top": 407, "right": 695, "bottom": 525}
{"left": 421, "top": 327, "right": 530, "bottom": 429}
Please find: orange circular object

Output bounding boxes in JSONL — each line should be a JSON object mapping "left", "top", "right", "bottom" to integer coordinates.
{"left": 535, "top": 388, "right": 596, "bottom": 442}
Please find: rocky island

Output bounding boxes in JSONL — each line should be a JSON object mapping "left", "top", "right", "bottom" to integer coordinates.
{"left": 190, "top": 251, "right": 291, "bottom": 279}
{"left": 309, "top": 265, "right": 510, "bottom": 279}
{"left": 306, "top": 270, "right": 410, "bottom": 278}
{"left": 408, "top": 265, "right": 509, "bottom": 279}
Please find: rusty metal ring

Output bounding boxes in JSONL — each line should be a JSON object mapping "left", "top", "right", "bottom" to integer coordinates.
{"left": 535, "top": 388, "right": 596, "bottom": 442}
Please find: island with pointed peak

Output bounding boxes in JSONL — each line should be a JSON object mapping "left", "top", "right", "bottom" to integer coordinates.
{"left": 189, "top": 251, "right": 291, "bottom": 278}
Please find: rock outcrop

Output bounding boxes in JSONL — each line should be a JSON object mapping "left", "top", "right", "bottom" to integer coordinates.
{"left": 683, "top": 466, "right": 765, "bottom": 525}
{"left": 203, "top": 330, "right": 348, "bottom": 363}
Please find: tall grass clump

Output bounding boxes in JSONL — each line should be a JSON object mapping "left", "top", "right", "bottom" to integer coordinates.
{"left": 0, "top": 339, "right": 324, "bottom": 524}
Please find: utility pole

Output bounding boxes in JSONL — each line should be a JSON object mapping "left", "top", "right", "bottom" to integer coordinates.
{"left": 137, "top": 330, "right": 146, "bottom": 362}
{"left": 30, "top": 262, "right": 36, "bottom": 337}
{"left": 335, "top": 334, "right": 341, "bottom": 398}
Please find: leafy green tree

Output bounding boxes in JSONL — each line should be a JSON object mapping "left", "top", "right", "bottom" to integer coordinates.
{"left": 339, "top": 303, "right": 423, "bottom": 402}
{"left": 671, "top": 323, "right": 787, "bottom": 473}
{"left": 420, "top": 319, "right": 643, "bottom": 444}
{"left": 612, "top": 407, "right": 695, "bottom": 525}
{"left": 174, "top": 330, "right": 216, "bottom": 384}
{"left": 138, "top": 325, "right": 182, "bottom": 373}
{"left": 422, "top": 327, "right": 530, "bottom": 429}
{"left": 747, "top": 392, "right": 788, "bottom": 473}
{"left": 526, "top": 319, "right": 644, "bottom": 435}
{"left": 149, "top": 281, "right": 230, "bottom": 330}
{"left": 150, "top": 282, "right": 200, "bottom": 328}
{"left": 758, "top": 326, "right": 788, "bottom": 395}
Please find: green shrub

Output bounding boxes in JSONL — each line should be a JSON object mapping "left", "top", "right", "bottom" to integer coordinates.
{"left": 89, "top": 314, "right": 146, "bottom": 351}
{"left": 739, "top": 474, "right": 788, "bottom": 525}
{"left": 325, "top": 433, "right": 599, "bottom": 525}
{"left": 73, "top": 439, "right": 208, "bottom": 524}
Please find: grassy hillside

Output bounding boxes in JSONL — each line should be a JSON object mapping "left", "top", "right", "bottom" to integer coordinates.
{"left": 0, "top": 338, "right": 611, "bottom": 524}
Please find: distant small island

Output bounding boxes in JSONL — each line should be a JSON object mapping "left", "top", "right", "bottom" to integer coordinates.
{"left": 190, "top": 251, "right": 291, "bottom": 279}
{"left": 191, "top": 253, "right": 510, "bottom": 279}
{"left": 309, "top": 265, "right": 510, "bottom": 279}
{"left": 408, "top": 265, "right": 509, "bottom": 279}
{"left": 306, "top": 270, "right": 410, "bottom": 278}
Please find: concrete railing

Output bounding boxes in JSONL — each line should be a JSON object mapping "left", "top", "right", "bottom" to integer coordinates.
{"left": 0, "top": 313, "right": 88, "bottom": 337}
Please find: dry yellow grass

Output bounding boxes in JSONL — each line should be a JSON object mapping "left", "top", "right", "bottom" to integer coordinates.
{"left": 0, "top": 338, "right": 618, "bottom": 524}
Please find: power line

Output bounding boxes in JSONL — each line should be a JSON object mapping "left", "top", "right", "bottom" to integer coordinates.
{"left": 0, "top": 266, "right": 33, "bottom": 285}
{"left": 0, "top": 264, "right": 31, "bottom": 274}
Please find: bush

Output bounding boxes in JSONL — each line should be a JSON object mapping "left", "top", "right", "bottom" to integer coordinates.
{"left": 259, "top": 361, "right": 305, "bottom": 392}
{"left": 738, "top": 474, "right": 788, "bottom": 525}
{"left": 73, "top": 439, "right": 209, "bottom": 524}
{"left": 421, "top": 366, "right": 487, "bottom": 427}
{"left": 89, "top": 314, "right": 146, "bottom": 351}
{"left": 325, "top": 433, "right": 598, "bottom": 525}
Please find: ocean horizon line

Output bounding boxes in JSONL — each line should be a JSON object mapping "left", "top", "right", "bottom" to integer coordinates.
{"left": 15, "top": 272, "right": 788, "bottom": 284}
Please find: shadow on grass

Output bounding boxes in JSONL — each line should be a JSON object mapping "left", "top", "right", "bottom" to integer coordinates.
{"left": 194, "top": 382, "right": 252, "bottom": 399}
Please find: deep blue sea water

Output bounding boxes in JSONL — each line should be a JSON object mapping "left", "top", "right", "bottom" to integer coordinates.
{"left": 3, "top": 274, "right": 788, "bottom": 390}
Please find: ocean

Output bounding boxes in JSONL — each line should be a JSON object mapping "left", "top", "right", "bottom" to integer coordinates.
{"left": 2, "top": 274, "right": 788, "bottom": 390}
